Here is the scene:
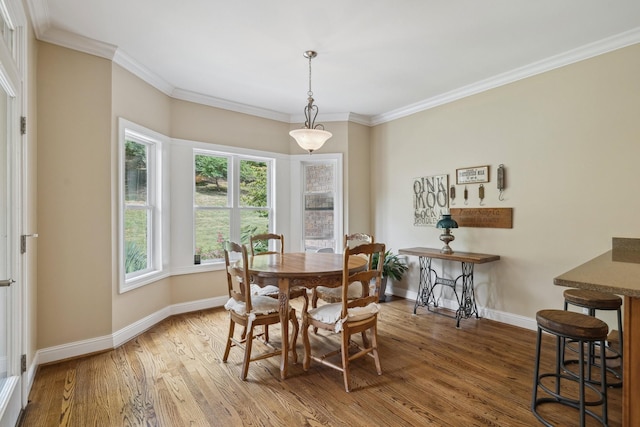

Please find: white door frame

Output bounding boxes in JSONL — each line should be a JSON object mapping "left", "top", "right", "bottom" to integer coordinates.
{"left": 0, "top": 0, "right": 27, "bottom": 425}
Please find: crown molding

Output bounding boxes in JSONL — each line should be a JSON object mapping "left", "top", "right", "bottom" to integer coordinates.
{"left": 289, "top": 111, "right": 356, "bottom": 125}
{"left": 28, "top": 6, "right": 640, "bottom": 128}
{"left": 25, "top": 0, "right": 48, "bottom": 38}
{"left": 113, "top": 49, "right": 174, "bottom": 96}
{"left": 172, "top": 88, "right": 292, "bottom": 123}
{"left": 347, "top": 113, "right": 372, "bottom": 126}
{"left": 371, "top": 27, "right": 640, "bottom": 126}
{"left": 39, "top": 27, "right": 117, "bottom": 60}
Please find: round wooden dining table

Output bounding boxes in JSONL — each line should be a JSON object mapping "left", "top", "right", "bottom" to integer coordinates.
{"left": 246, "top": 252, "right": 368, "bottom": 379}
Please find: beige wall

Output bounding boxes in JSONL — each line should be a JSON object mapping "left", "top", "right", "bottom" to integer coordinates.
{"left": 36, "top": 46, "right": 369, "bottom": 349}
{"left": 36, "top": 36, "right": 638, "bottom": 353}
{"left": 171, "top": 99, "right": 291, "bottom": 153}
{"left": 110, "top": 64, "right": 173, "bottom": 332}
{"left": 346, "top": 122, "right": 372, "bottom": 235}
{"left": 372, "top": 44, "right": 640, "bottom": 324}
{"left": 37, "top": 42, "right": 113, "bottom": 347}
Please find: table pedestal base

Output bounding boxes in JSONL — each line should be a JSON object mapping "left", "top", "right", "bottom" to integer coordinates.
{"left": 413, "top": 256, "right": 479, "bottom": 328}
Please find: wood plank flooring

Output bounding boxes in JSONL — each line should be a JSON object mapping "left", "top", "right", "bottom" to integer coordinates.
{"left": 21, "top": 298, "right": 621, "bottom": 426}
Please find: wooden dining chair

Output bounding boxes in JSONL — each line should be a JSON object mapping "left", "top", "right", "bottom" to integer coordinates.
{"left": 249, "top": 233, "right": 284, "bottom": 256}
{"left": 311, "top": 233, "right": 374, "bottom": 308}
{"left": 302, "top": 242, "right": 385, "bottom": 392}
{"left": 249, "top": 233, "right": 309, "bottom": 324}
{"left": 222, "top": 241, "right": 299, "bottom": 380}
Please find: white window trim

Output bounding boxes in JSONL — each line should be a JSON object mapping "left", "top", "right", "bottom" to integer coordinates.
{"left": 115, "top": 124, "right": 311, "bottom": 282}
{"left": 169, "top": 138, "right": 288, "bottom": 276}
{"left": 192, "top": 149, "right": 275, "bottom": 264}
{"left": 118, "top": 118, "right": 170, "bottom": 293}
{"left": 290, "top": 153, "right": 343, "bottom": 253}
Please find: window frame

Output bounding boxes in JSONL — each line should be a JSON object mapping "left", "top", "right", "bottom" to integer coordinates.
{"left": 118, "top": 119, "right": 170, "bottom": 293}
{"left": 193, "top": 149, "right": 274, "bottom": 264}
{"left": 290, "top": 153, "right": 343, "bottom": 253}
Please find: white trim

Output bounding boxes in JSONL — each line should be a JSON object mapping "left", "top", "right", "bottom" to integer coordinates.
{"left": 0, "top": 1, "right": 26, "bottom": 423}
{"left": 114, "top": 49, "right": 173, "bottom": 96}
{"left": 371, "top": 28, "right": 640, "bottom": 125}
{"left": 387, "top": 285, "right": 537, "bottom": 332}
{"left": 24, "top": 0, "right": 48, "bottom": 39}
{"left": 118, "top": 119, "right": 171, "bottom": 293}
{"left": 31, "top": 286, "right": 539, "bottom": 367}
{"left": 290, "top": 153, "right": 343, "bottom": 253}
{"left": 289, "top": 112, "right": 352, "bottom": 125}
{"left": 170, "top": 261, "right": 225, "bottom": 276}
{"left": 38, "top": 27, "right": 117, "bottom": 60}
{"left": 172, "top": 88, "right": 290, "bottom": 123}
{"left": 26, "top": 10, "right": 640, "bottom": 127}
{"left": 173, "top": 137, "right": 290, "bottom": 160}
{"left": 0, "top": 377, "right": 19, "bottom": 427}
{"left": 36, "top": 296, "right": 229, "bottom": 365}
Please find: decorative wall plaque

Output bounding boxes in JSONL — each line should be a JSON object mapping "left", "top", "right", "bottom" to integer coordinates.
{"left": 456, "top": 165, "right": 489, "bottom": 184}
{"left": 413, "top": 174, "right": 448, "bottom": 227}
{"left": 450, "top": 207, "right": 513, "bottom": 228}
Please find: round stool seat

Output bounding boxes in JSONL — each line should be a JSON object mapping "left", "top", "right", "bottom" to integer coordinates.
{"left": 536, "top": 309, "right": 608, "bottom": 340}
{"left": 562, "top": 289, "right": 624, "bottom": 389}
{"left": 532, "top": 309, "right": 610, "bottom": 426}
{"left": 563, "top": 289, "right": 622, "bottom": 310}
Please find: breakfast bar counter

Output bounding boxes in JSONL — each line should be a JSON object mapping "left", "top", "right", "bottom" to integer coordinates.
{"left": 554, "top": 241, "right": 640, "bottom": 427}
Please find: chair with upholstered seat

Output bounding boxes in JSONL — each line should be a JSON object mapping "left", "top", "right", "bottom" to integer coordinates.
{"left": 311, "top": 233, "right": 374, "bottom": 308}
{"left": 222, "top": 241, "right": 299, "bottom": 380}
{"left": 302, "top": 242, "right": 385, "bottom": 392}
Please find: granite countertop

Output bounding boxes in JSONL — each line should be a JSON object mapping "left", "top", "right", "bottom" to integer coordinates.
{"left": 554, "top": 250, "right": 640, "bottom": 298}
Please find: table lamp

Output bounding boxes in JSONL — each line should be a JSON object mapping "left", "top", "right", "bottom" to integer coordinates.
{"left": 436, "top": 213, "right": 459, "bottom": 254}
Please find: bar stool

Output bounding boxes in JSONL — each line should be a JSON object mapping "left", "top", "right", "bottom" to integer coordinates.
{"left": 563, "top": 288, "right": 623, "bottom": 388}
{"left": 532, "top": 309, "right": 609, "bottom": 427}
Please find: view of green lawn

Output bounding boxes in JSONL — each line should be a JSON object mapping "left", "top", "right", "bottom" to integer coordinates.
{"left": 125, "top": 152, "right": 269, "bottom": 272}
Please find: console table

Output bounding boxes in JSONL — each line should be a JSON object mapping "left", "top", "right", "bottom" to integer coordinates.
{"left": 399, "top": 247, "right": 500, "bottom": 327}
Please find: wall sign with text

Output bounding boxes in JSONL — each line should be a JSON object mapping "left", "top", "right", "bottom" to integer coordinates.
{"left": 413, "top": 174, "right": 449, "bottom": 227}
{"left": 450, "top": 207, "right": 513, "bottom": 228}
{"left": 456, "top": 165, "right": 489, "bottom": 184}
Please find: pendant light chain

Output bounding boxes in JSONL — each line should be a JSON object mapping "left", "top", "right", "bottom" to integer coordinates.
{"left": 307, "top": 53, "right": 313, "bottom": 98}
{"left": 289, "top": 50, "right": 332, "bottom": 154}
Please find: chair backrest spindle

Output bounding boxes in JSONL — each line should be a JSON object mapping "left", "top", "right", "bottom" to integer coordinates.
{"left": 341, "top": 243, "right": 385, "bottom": 318}
{"left": 250, "top": 233, "right": 284, "bottom": 256}
{"left": 224, "top": 241, "right": 253, "bottom": 313}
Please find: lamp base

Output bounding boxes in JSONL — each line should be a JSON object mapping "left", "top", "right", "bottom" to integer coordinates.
{"left": 439, "top": 230, "right": 455, "bottom": 254}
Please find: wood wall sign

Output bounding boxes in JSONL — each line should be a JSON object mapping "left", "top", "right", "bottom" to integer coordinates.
{"left": 450, "top": 208, "right": 513, "bottom": 228}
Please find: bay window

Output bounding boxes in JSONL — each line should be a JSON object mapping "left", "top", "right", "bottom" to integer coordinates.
{"left": 194, "top": 151, "right": 272, "bottom": 263}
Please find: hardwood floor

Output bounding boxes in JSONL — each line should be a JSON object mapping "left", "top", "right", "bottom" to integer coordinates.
{"left": 21, "top": 298, "right": 621, "bottom": 426}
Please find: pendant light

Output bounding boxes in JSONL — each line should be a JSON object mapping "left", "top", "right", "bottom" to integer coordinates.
{"left": 289, "top": 50, "right": 332, "bottom": 153}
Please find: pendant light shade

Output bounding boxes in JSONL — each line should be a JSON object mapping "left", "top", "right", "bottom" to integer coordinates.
{"left": 289, "top": 51, "right": 332, "bottom": 153}
{"left": 289, "top": 128, "right": 333, "bottom": 153}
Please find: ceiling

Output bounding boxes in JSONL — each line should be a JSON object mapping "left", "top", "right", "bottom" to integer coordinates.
{"left": 27, "top": 0, "right": 640, "bottom": 125}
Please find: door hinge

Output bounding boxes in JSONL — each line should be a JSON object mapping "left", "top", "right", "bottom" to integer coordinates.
{"left": 21, "top": 234, "right": 38, "bottom": 254}
{"left": 21, "top": 354, "right": 26, "bottom": 373}
{"left": 20, "top": 116, "right": 26, "bottom": 135}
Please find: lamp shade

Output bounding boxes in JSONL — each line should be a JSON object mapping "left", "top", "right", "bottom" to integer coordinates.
{"left": 436, "top": 214, "right": 458, "bottom": 229}
{"left": 289, "top": 128, "right": 332, "bottom": 153}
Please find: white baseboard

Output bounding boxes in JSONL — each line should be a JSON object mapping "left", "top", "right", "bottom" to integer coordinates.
{"left": 35, "top": 296, "right": 228, "bottom": 366}
{"left": 387, "top": 286, "right": 537, "bottom": 331}
{"left": 30, "top": 288, "right": 536, "bottom": 389}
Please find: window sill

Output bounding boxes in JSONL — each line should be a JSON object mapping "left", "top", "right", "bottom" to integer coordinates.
{"left": 120, "top": 270, "right": 171, "bottom": 294}
{"left": 171, "top": 262, "right": 226, "bottom": 276}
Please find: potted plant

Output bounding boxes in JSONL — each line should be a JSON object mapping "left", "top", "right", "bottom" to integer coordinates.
{"left": 372, "top": 250, "right": 408, "bottom": 302}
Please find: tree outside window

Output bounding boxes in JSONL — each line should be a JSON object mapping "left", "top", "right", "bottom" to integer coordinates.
{"left": 194, "top": 154, "right": 271, "bottom": 262}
